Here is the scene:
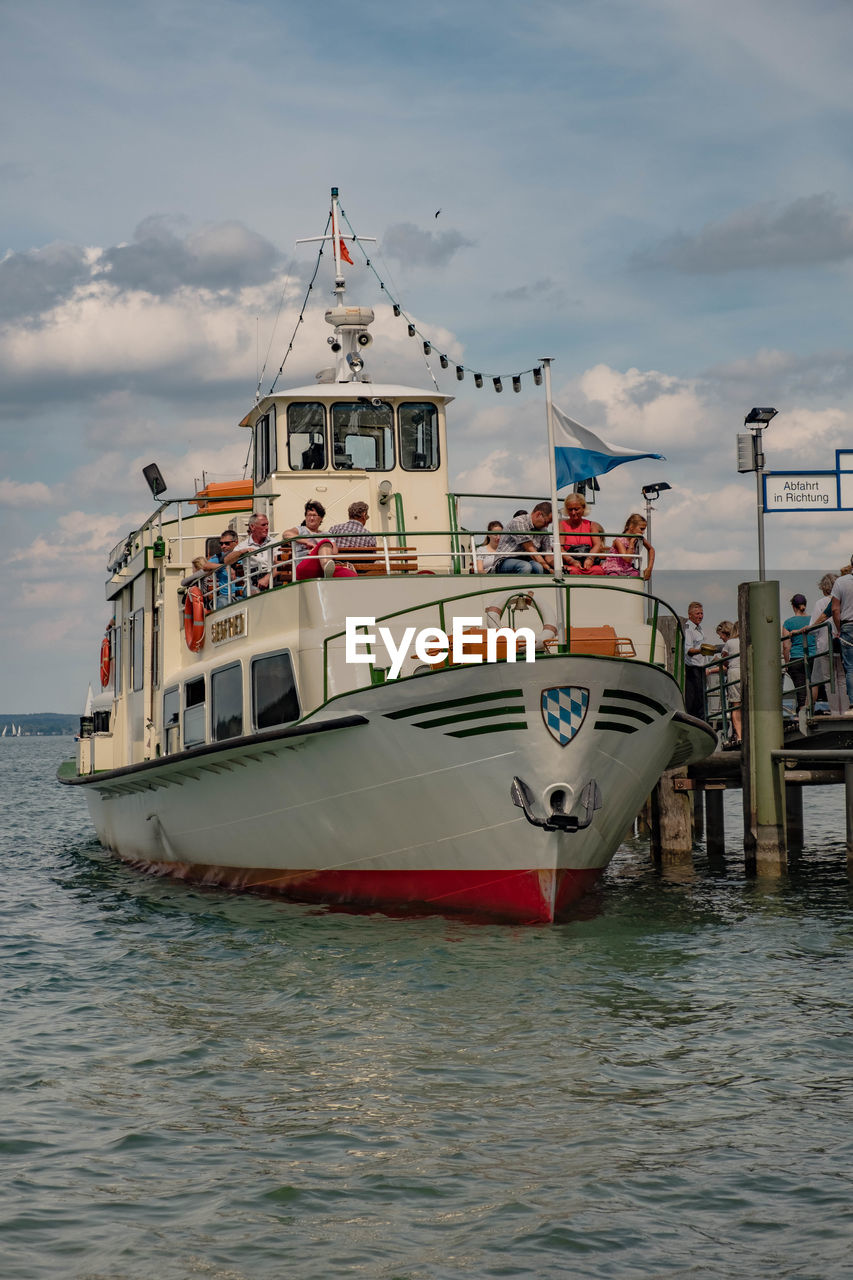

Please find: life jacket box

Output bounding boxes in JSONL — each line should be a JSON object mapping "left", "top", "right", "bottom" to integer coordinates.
{"left": 192, "top": 479, "right": 253, "bottom": 512}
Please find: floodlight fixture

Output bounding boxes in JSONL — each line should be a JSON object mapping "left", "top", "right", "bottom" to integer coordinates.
{"left": 641, "top": 481, "right": 672, "bottom": 499}
{"left": 143, "top": 463, "right": 167, "bottom": 500}
{"left": 744, "top": 407, "right": 778, "bottom": 426}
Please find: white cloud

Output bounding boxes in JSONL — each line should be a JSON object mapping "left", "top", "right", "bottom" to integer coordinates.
{"left": 0, "top": 478, "right": 52, "bottom": 506}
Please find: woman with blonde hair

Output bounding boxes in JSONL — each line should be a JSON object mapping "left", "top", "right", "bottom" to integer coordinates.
{"left": 559, "top": 492, "right": 604, "bottom": 575}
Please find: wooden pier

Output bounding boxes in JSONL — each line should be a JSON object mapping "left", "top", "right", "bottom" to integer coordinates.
{"left": 649, "top": 580, "right": 853, "bottom": 873}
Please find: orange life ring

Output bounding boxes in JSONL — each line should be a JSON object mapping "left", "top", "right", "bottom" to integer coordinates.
{"left": 99, "top": 629, "right": 112, "bottom": 688}
{"left": 184, "top": 585, "right": 206, "bottom": 652}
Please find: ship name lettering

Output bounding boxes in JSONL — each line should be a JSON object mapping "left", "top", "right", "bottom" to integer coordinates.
{"left": 211, "top": 613, "right": 246, "bottom": 644}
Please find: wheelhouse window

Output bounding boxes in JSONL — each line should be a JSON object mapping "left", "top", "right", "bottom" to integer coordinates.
{"left": 399, "top": 403, "right": 440, "bottom": 470}
{"left": 287, "top": 403, "right": 326, "bottom": 470}
{"left": 254, "top": 406, "right": 277, "bottom": 484}
{"left": 252, "top": 651, "right": 300, "bottom": 730}
{"left": 211, "top": 663, "right": 243, "bottom": 741}
{"left": 332, "top": 402, "right": 393, "bottom": 471}
{"left": 163, "top": 687, "right": 180, "bottom": 754}
{"left": 183, "top": 676, "right": 206, "bottom": 748}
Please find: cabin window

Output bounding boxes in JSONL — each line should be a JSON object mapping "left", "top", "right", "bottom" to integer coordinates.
{"left": 254, "top": 406, "right": 277, "bottom": 484}
{"left": 287, "top": 403, "right": 326, "bottom": 470}
{"left": 331, "top": 401, "right": 394, "bottom": 471}
{"left": 399, "top": 402, "right": 440, "bottom": 470}
{"left": 211, "top": 663, "right": 243, "bottom": 741}
{"left": 93, "top": 709, "right": 111, "bottom": 734}
{"left": 163, "top": 687, "right": 180, "bottom": 754}
{"left": 252, "top": 651, "right": 300, "bottom": 730}
{"left": 130, "top": 609, "right": 144, "bottom": 692}
{"left": 183, "top": 676, "right": 206, "bottom": 748}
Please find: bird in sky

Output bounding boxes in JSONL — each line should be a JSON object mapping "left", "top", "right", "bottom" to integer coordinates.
{"left": 434, "top": 209, "right": 441, "bottom": 218}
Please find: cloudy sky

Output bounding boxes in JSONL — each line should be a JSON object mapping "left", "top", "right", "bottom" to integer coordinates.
{"left": 3, "top": 0, "right": 853, "bottom": 711}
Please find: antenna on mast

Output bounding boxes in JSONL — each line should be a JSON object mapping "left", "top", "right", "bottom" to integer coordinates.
{"left": 297, "top": 188, "right": 379, "bottom": 383}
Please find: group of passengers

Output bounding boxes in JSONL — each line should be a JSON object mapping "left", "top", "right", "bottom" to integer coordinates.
{"left": 475, "top": 494, "right": 654, "bottom": 579}
{"left": 194, "top": 501, "right": 378, "bottom": 601}
{"left": 194, "top": 491, "right": 653, "bottom": 601}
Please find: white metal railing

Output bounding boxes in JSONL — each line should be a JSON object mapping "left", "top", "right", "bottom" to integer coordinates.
{"left": 181, "top": 527, "right": 653, "bottom": 613}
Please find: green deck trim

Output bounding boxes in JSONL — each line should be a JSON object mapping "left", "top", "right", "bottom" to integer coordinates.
{"left": 412, "top": 704, "right": 526, "bottom": 729}
{"left": 383, "top": 688, "right": 524, "bottom": 720}
{"left": 597, "top": 705, "right": 655, "bottom": 724}
{"left": 594, "top": 720, "right": 639, "bottom": 734}
{"left": 602, "top": 688, "right": 667, "bottom": 716}
{"left": 446, "top": 722, "right": 528, "bottom": 738}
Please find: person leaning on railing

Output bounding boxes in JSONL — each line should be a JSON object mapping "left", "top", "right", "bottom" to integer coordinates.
{"left": 192, "top": 529, "right": 244, "bottom": 606}
{"left": 493, "top": 503, "right": 554, "bottom": 575}
{"left": 224, "top": 512, "right": 278, "bottom": 592}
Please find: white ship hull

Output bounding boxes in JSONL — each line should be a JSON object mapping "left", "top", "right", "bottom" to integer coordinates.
{"left": 71, "top": 654, "right": 713, "bottom": 923}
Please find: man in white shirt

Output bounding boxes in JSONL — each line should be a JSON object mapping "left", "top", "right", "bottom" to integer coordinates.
{"left": 225, "top": 512, "right": 278, "bottom": 591}
{"left": 683, "top": 600, "right": 706, "bottom": 719}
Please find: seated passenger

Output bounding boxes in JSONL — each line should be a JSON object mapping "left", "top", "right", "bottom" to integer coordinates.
{"left": 327, "top": 501, "right": 377, "bottom": 550}
{"left": 602, "top": 513, "right": 655, "bottom": 581}
{"left": 225, "top": 512, "right": 278, "bottom": 592}
{"left": 193, "top": 529, "right": 243, "bottom": 606}
{"left": 477, "top": 520, "right": 503, "bottom": 574}
{"left": 295, "top": 537, "right": 358, "bottom": 580}
{"left": 493, "top": 503, "right": 554, "bottom": 575}
{"left": 559, "top": 493, "right": 605, "bottom": 574}
{"left": 282, "top": 500, "right": 327, "bottom": 574}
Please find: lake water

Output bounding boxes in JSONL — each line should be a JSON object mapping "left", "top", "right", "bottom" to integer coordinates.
{"left": 2, "top": 738, "right": 852, "bottom": 1279}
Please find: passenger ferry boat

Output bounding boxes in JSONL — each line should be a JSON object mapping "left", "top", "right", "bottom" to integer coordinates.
{"left": 60, "top": 190, "right": 716, "bottom": 923}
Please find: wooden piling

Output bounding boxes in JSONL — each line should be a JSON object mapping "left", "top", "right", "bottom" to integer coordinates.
{"left": 845, "top": 762, "right": 853, "bottom": 863}
{"left": 651, "top": 768, "right": 693, "bottom": 863}
{"left": 705, "top": 787, "right": 726, "bottom": 861}
{"left": 785, "top": 784, "right": 804, "bottom": 854}
{"left": 740, "top": 580, "right": 787, "bottom": 873}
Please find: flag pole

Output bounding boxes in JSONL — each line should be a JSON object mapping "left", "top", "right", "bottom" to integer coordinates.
{"left": 541, "top": 358, "right": 564, "bottom": 581}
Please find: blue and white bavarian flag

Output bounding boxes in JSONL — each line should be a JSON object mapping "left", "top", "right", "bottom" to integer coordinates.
{"left": 541, "top": 686, "right": 589, "bottom": 746}
{"left": 553, "top": 406, "right": 664, "bottom": 488}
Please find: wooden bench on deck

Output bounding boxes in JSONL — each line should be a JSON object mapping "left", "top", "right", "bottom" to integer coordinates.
{"left": 568, "top": 625, "right": 636, "bottom": 657}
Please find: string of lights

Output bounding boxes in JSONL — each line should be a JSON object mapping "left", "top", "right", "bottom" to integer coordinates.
{"left": 339, "top": 205, "right": 542, "bottom": 393}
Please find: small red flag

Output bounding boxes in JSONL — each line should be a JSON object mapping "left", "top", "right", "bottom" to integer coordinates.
{"left": 339, "top": 237, "right": 353, "bottom": 265}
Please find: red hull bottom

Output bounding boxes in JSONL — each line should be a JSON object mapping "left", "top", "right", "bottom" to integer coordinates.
{"left": 120, "top": 858, "right": 605, "bottom": 924}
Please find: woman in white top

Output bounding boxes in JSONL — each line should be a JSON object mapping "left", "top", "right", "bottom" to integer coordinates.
{"left": 476, "top": 520, "right": 503, "bottom": 574}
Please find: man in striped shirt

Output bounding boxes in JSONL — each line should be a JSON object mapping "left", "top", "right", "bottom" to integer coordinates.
{"left": 328, "top": 501, "right": 377, "bottom": 549}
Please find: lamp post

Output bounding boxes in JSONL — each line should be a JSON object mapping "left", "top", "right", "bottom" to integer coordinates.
{"left": 740, "top": 407, "right": 778, "bottom": 581}
{"left": 640, "top": 481, "right": 671, "bottom": 595}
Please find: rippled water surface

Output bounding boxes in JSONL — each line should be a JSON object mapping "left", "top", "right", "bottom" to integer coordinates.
{"left": 2, "top": 738, "right": 852, "bottom": 1278}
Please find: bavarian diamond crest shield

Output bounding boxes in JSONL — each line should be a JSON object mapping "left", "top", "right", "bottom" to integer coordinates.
{"left": 541, "top": 686, "right": 589, "bottom": 746}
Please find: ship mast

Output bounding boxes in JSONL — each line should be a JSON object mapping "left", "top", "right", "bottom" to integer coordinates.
{"left": 297, "top": 187, "right": 378, "bottom": 383}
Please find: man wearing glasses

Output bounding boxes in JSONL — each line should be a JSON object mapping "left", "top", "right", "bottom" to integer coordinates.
{"left": 194, "top": 529, "right": 244, "bottom": 606}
